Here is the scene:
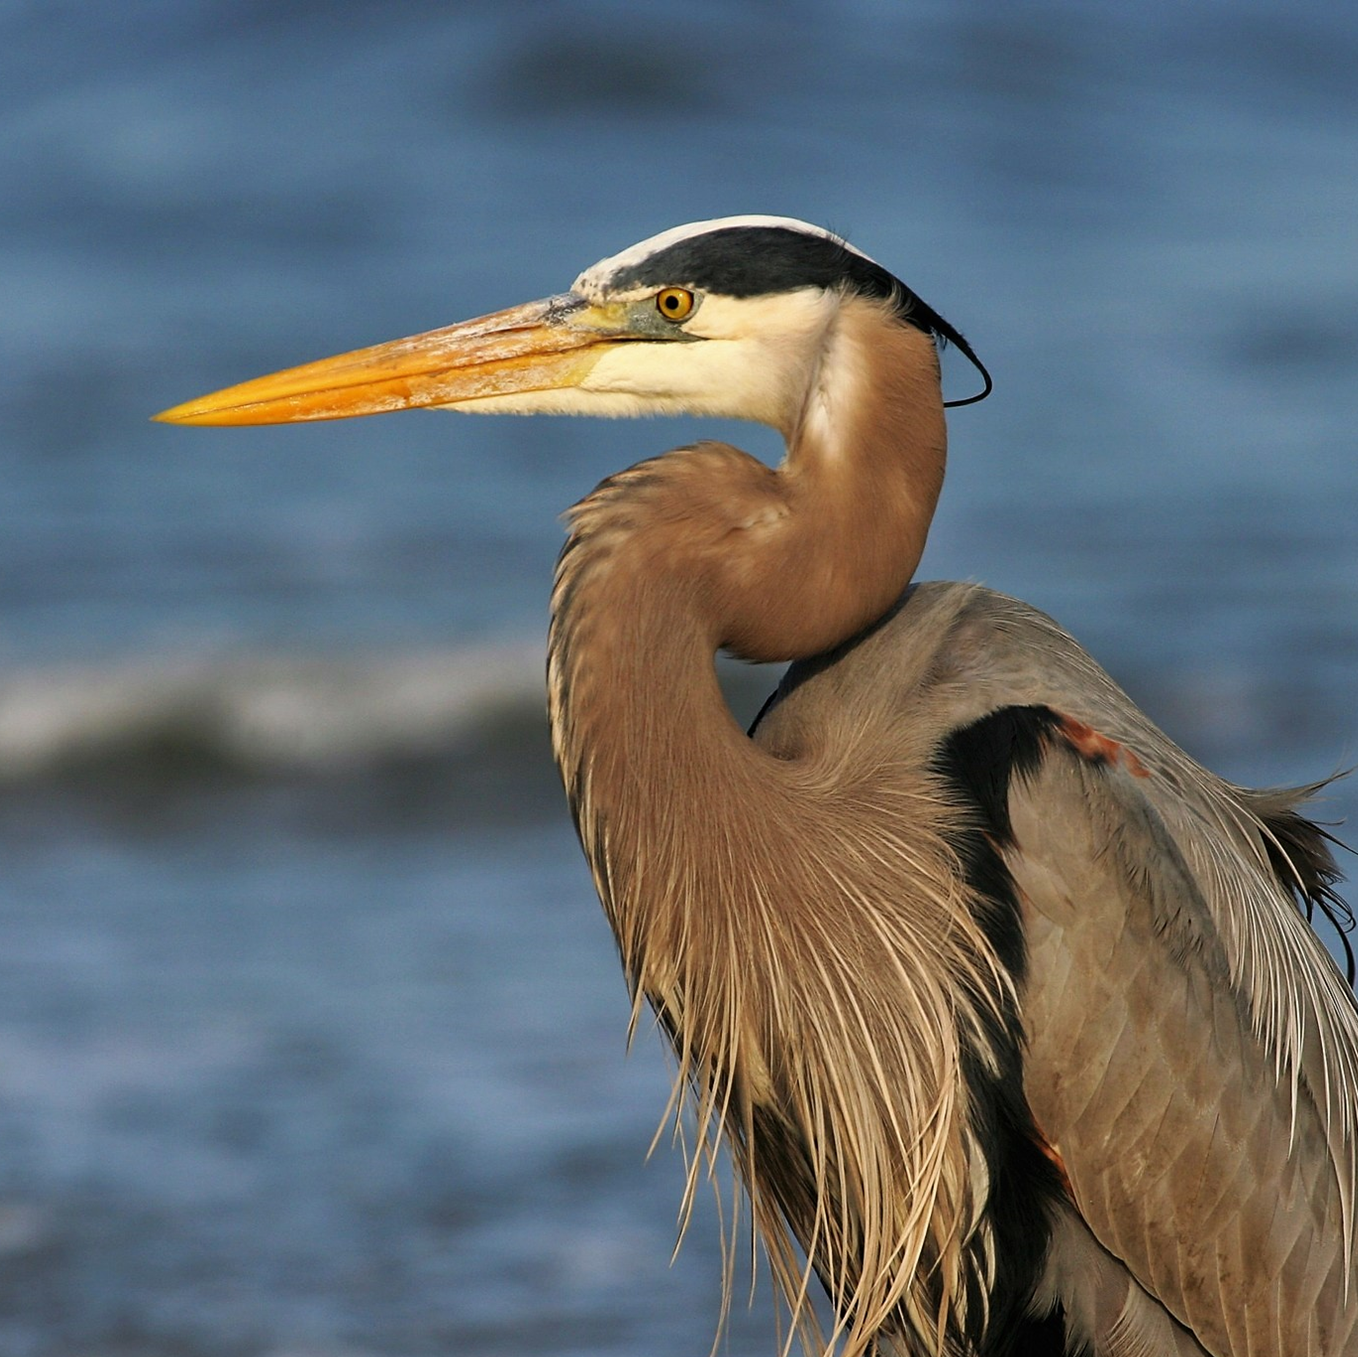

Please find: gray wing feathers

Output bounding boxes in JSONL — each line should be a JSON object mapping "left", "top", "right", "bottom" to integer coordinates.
{"left": 910, "top": 584, "right": 1358, "bottom": 1305}
{"left": 954, "top": 588, "right": 1358, "bottom": 1249}
{"left": 775, "top": 582, "right": 1358, "bottom": 1352}
{"left": 1038, "top": 1205, "right": 1210, "bottom": 1356}
{"left": 1008, "top": 742, "right": 1357, "bottom": 1355}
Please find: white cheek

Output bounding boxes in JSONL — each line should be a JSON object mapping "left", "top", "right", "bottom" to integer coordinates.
{"left": 686, "top": 288, "right": 836, "bottom": 344}
{"left": 576, "top": 291, "right": 837, "bottom": 430}
{"left": 580, "top": 341, "right": 797, "bottom": 427}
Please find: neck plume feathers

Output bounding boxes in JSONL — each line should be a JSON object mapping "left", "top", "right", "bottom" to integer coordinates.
{"left": 546, "top": 304, "right": 1003, "bottom": 1354}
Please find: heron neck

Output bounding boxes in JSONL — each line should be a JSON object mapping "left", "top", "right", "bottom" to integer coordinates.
{"left": 548, "top": 534, "right": 762, "bottom": 978}
{"left": 549, "top": 324, "right": 947, "bottom": 958}
{"left": 735, "top": 303, "right": 947, "bottom": 660}
{"left": 543, "top": 318, "right": 998, "bottom": 1354}
{"left": 549, "top": 303, "right": 948, "bottom": 954}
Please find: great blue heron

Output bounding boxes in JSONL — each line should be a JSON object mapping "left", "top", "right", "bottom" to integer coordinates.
{"left": 157, "top": 216, "right": 1357, "bottom": 1356}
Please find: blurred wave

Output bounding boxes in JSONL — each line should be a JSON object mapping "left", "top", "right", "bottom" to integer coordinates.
{"left": 0, "top": 642, "right": 545, "bottom": 781}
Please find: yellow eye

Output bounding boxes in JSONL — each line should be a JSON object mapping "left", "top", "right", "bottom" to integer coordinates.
{"left": 655, "top": 287, "right": 695, "bottom": 322}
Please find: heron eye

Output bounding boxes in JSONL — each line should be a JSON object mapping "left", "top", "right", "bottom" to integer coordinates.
{"left": 655, "top": 288, "right": 695, "bottom": 322}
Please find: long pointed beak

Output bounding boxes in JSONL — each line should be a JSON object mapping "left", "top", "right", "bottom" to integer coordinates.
{"left": 154, "top": 295, "right": 618, "bottom": 427}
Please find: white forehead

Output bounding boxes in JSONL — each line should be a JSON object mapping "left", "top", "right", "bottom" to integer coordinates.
{"left": 573, "top": 215, "right": 880, "bottom": 292}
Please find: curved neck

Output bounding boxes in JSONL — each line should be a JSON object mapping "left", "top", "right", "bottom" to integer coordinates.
{"left": 726, "top": 299, "right": 947, "bottom": 660}
{"left": 545, "top": 311, "right": 999, "bottom": 1354}
{"left": 548, "top": 301, "right": 948, "bottom": 953}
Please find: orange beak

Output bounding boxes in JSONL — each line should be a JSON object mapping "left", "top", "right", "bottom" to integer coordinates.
{"left": 153, "top": 294, "right": 619, "bottom": 427}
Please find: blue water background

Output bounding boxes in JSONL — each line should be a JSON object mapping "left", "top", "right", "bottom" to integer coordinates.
{"left": 1, "top": 2, "right": 1356, "bottom": 1353}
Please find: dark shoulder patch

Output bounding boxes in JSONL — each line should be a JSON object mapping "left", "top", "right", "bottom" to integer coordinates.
{"left": 937, "top": 705, "right": 1061, "bottom": 845}
{"left": 932, "top": 704, "right": 1072, "bottom": 1354}
{"left": 934, "top": 705, "right": 1063, "bottom": 982}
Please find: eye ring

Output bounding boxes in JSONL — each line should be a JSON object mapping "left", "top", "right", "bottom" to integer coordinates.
{"left": 655, "top": 287, "right": 695, "bottom": 322}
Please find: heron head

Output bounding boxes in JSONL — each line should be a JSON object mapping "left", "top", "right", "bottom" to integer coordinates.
{"left": 155, "top": 216, "right": 988, "bottom": 434}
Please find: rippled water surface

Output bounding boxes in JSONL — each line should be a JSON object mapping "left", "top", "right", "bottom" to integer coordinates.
{"left": 2, "top": 2, "right": 1356, "bottom": 1353}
